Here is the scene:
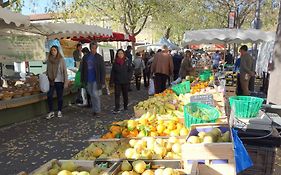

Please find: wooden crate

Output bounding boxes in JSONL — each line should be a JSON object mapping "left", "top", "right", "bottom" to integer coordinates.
{"left": 77, "top": 137, "right": 187, "bottom": 161}
{"left": 182, "top": 123, "right": 236, "bottom": 175}
{"left": 190, "top": 161, "right": 236, "bottom": 175}
{"left": 18, "top": 159, "right": 119, "bottom": 175}
{"left": 110, "top": 160, "right": 191, "bottom": 175}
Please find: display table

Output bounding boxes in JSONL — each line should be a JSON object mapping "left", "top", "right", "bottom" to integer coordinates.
{"left": 0, "top": 88, "right": 77, "bottom": 127}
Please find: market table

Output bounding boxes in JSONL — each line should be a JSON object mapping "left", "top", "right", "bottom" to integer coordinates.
{"left": 0, "top": 88, "right": 77, "bottom": 127}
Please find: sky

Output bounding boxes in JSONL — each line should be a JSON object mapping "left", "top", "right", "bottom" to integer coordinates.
{"left": 21, "top": 0, "right": 73, "bottom": 15}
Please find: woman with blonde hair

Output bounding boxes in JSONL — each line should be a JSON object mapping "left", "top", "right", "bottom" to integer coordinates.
{"left": 46, "top": 45, "right": 68, "bottom": 119}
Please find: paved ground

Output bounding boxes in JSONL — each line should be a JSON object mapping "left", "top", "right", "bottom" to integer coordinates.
{"left": 0, "top": 87, "right": 149, "bottom": 175}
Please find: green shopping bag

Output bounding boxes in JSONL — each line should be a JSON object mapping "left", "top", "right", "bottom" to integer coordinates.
{"left": 74, "top": 70, "right": 81, "bottom": 88}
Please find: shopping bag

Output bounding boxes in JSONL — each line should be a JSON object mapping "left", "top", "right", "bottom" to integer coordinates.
{"left": 232, "top": 128, "right": 253, "bottom": 173}
{"left": 39, "top": 74, "right": 49, "bottom": 92}
{"left": 74, "top": 70, "right": 81, "bottom": 88}
{"left": 148, "top": 78, "right": 155, "bottom": 95}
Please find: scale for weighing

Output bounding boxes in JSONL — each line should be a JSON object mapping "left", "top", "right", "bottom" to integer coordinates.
{"left": 230, "top": 104, "right": 281, "bottom": 146}
{"left": 231, "top": 110, "right": 281, "bottom": 132}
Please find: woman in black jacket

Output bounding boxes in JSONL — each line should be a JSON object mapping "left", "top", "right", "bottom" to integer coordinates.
{"left": 110, "top": 49, "right": 131, "bottom": 114}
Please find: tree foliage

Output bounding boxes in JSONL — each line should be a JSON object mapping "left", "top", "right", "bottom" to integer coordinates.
{"left": 7, "top": 0, "right": 279, "bottom": 44}
{"left": 61, "top": 0, "right": 159, "bottom": 38}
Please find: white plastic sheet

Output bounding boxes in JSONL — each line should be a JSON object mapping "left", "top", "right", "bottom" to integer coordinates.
{"left": 256, "top": 41, "right": 275, "bottom": 76}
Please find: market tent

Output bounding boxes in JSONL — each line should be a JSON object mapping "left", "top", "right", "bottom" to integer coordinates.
{"left": 183, "top": 29, "right": 275, "bottom": 45}
{"left": 158, "top": 37, "right": 180, "bottom": 50}
{"left": 71, "top": 32, "right": 136, "bottom": 42}
{"left": 135, "top": 37, "right": 179, "bottom": 52}
{"left": 135, "top": 43, "right": 162, "bottom": 52}
{"left": 30, "top": 22, "right": 113, "bottom": 39}
{"left": 0, "top": 7, "right": 30, "bottom": 28}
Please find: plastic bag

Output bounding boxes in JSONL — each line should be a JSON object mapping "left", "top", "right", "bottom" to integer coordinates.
{"left": 39, "top": 74, "right": 49, "bottom": 93}
{"left": 148, "top": 79, "right": 155, "bottom": 95}
{"left": 74, "top": 70, "right": 81, "bottom": 88}
{"left": 232, "top": 128, "right": 253, "bottom": 173}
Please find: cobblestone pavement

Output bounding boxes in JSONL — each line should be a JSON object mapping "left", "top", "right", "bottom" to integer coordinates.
{"left": 0, "top": 88, "right": 148, "bottom": 175}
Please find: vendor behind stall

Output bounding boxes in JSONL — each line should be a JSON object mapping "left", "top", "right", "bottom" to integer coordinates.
{"left": 239, "top": 45, "right": 255, "bottom": 96}
{"left": 73, "top": 43, "right": 82, "bottom": 68}
{"left": 179, "top": 50, "right": 194, "bottom": 79}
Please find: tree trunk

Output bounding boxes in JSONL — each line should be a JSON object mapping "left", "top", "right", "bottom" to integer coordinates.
{"left": 267, "top": 4, "right": 281, "bottom": 104}
{"left": 164, "top": 26, "right": 171, "bottom": 39}
{"left": 131, "top": 40, "right": 136, "bottom": 59}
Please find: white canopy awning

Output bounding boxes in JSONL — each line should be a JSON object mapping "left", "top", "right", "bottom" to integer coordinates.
{"left": 0, "top": 7, "right": 30, "bottom": 28}
{"left": 158, "top": 37, "right": 180, "bottom": 50}
{"left": 183, "top": 29, "right": 276, "bottom": 45}
{"left": 31, "top": 22, "right": 113, "bottom": 39}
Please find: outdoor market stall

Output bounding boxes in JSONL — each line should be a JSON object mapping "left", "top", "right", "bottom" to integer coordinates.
{"left": 0, "top": 17, "right": 114, "bottom": 126}
{"left": 183, "top": 28, "right": 281, "bottom": 174}
{"left": 8, "top": 23, "right": 281, "bottom": 174}
{"left": 18, "top": 71, "right": 236, "bottom": 175}
{"left": 18, "top": 62, "right": 281, "bottom": 174}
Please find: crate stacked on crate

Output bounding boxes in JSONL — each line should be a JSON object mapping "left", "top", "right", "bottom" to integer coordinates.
{"left": 254, "top": 76, "right": 263, "bottom": 91}
{"left": 225, "top": 72, "right": 237, "bottom": 87}
{"left": 182, "top": 123, "right": 236, "bottom": 175}
{"left": 224, "top": 72, "right": 237, "bottom": 98}
{"left": 239, "top": 145, "right": 276, "bottom": 175}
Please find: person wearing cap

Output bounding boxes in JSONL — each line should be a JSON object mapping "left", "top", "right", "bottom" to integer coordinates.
{"left": 81, "top": 41, "right": 106, "bottom": 116}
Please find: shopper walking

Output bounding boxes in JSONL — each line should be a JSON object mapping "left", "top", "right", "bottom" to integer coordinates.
{"left": 146, "top": 51, "right": 155, "bottom": 86}
{"left": 172, "top": 50, "right": 183, "bottom": 80}
{"left": 133, "top": 52, "right": 145, "bottom": 90}
{"left": 125, "top": 45, "right": 133, "bottom": 91}
{"left": 110, "top": 49, "right": 131, "bottom": 113}
{"left": 239, "top": 45, "right": 255, "bottom": 96}
{"left": 76, "top": 47, "right": 92, "bottom": 107}
{"left": 46, "top": 45, "right": 68, "bottom": 119}
{"left": 81, "top": 41, "right": 106, "bottom": 115}
{"left": 142, "top": 51, "right": 150, "bottom": 87}
{"left": 151, "top": 45, "right": 174, "bottom": 94}
{"left": 212, "top": 50, "right": 221, "bottom": 69}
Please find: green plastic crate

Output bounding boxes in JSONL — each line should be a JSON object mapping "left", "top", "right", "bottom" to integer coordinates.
{"left": 184, "top": 102, "right": 220, "bottom": 128}
{"left": 199, "top": 70, "right": 212, "bottom": 81}
{"left": 172, "top": 81, "right": 191, "bottom": 95}
{"left": 229, "top": 96, "right": 264, "bottom": 118}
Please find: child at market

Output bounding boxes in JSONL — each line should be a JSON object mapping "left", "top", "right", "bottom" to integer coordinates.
{"left": 46, "top": 45, "right": 68, "bottom": 119}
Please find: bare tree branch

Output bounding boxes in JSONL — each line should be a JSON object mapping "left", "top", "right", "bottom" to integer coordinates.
{"left": 134, "top": 12, "right": 150, "bottom": 35}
